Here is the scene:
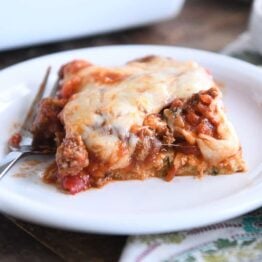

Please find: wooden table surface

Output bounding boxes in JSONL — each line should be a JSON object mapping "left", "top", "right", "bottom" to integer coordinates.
{"left": 0, "top": 0, "right": 251, "bottom": 261}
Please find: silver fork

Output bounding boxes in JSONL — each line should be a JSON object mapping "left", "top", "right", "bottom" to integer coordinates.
{"left": 0, "top": 67, "right": 54, "bottom": 180}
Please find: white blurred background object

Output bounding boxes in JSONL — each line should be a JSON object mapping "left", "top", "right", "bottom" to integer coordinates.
{"left": 222, "top": 0, "right": 262, "bottom": 65}
{"left": 0, "top": 0, "right": 185, "bottom": 51}
{"left": 249, "top": 0, "right": 262, "bottom": 54}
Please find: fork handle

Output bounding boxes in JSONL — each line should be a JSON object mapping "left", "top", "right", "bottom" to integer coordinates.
{"left": 0, "top": 151, "right": 24, "bottom": 180}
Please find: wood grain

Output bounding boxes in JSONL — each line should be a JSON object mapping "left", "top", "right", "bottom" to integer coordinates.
{"left": 0, "top": 216, "right": 61, "bottom": 262}
{"left": 8, "top": 217, "right": 126, "bottom": 262}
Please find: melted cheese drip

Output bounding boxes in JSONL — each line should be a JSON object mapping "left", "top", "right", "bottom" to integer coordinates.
{"left": 61, "top": 57, "right": 215, "bottom": 169}
{"left": 196, "top": 106, "right": 240, "bottom": 164}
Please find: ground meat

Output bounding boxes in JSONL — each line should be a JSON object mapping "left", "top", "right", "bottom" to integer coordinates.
{"left": 143, "top": 114, "right": 169, "bottom": 135}
{"left": 32, "top": 98, "right": 66, "bottom": 147}
{"left": 134, "top": 137, "right": 156, "bottom": 162}
{"left": 131, "top": 114, "right": 174, "bottom": 164}
{"left": 132, "top": 126, "right": 159, "bottom": 162}
{"left": 196, "top": 118, "right": 214, "bottom": 136}
{"left": 56, "top": 135, "right": 89, "bottom": 176}
{"left": 185, "top": 109, "right": 200, "bottom": 126}
{"left": 143, "top": 114, "right": 174, "bottom": 144}
{"left": 166, "top": 87, "right": 219, "bottom": 139}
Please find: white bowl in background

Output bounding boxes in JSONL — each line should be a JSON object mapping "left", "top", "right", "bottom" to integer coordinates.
{"left": 249, "top": 0, "right": 262, "bottom": 54}
{"left": 0, "top": 0, "right": 185, "bottom": 51}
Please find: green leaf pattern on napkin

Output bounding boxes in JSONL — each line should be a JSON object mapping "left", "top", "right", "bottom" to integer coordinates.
{"left": 131, "top": 232, "right": 186, "bottom": 245}
{"left": 168, "top": 234, "right": 262, "bottom": 262}
{"left": 123, "top": 209, "right": 262, "bottom": 262}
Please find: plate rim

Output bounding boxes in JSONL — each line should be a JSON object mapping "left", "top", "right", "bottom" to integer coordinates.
{"left": 0, "top": 44, "right": 261, "bottom": 235}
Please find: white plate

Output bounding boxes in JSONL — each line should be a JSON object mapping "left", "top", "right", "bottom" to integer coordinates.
{"left": 0, "top": 45, "right": 261, "bottom": 235}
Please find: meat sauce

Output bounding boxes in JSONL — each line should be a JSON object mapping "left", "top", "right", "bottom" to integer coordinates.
{"left": 166, "top": 87, "right": 219, "bottom": 138}
{"left": 9, "top": 133, "right": 22, "bottom": 148}
{"left": 41, "top": 88, "right": 219, "bottom": 194}
{"left": 35, "top": 61, "right": 219, "bottom": 194}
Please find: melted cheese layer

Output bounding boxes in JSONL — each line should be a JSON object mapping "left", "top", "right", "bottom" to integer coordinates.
{"left": 61, "top": 57, "right": 215, "bottom": 169}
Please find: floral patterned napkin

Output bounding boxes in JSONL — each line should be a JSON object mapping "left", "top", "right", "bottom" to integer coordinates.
{"left": 120, "top": 210, "right": 262, "bottom": 262}
{"left": 120, "top": 34, "right": 262, "bottom": 262}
